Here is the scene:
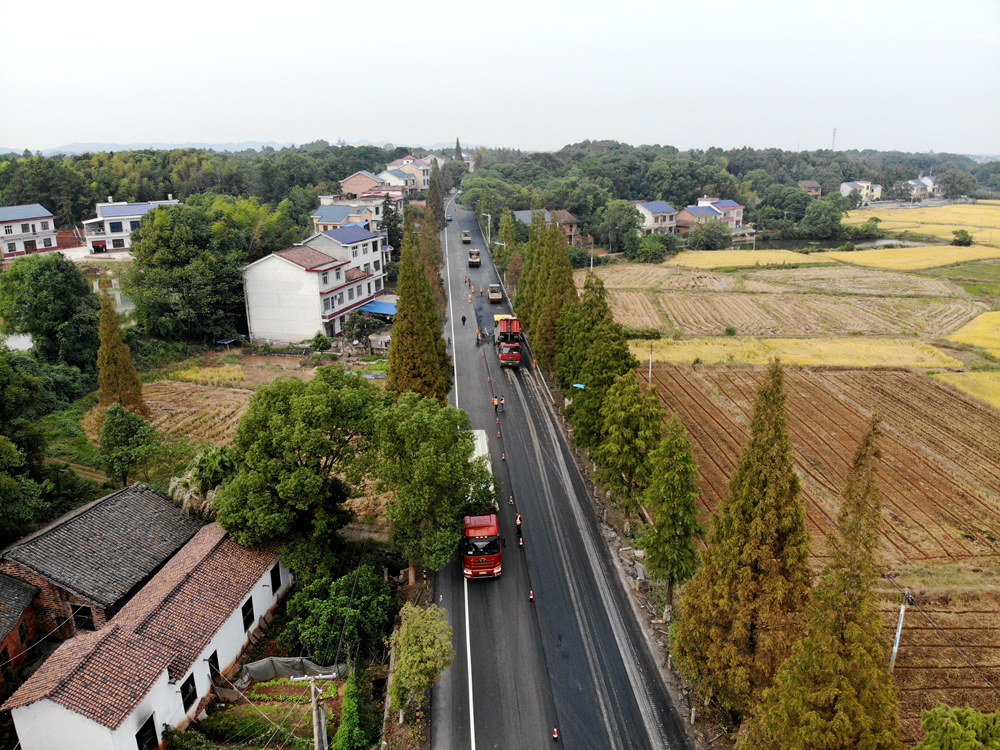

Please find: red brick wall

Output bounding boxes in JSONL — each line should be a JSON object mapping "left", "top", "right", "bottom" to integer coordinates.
{"left": 0, "top": 602, "right": 42, "bottom": 679}
{"left": 0, "top": 560, "right": 106, "bottom": 640}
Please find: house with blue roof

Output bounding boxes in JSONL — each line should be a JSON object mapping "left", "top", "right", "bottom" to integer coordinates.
{"left": 677, "top": 196, "right": 745, "bottom": 233}
{"left": 242, "top": 225, "right": 391, "bottom": 344}
{"left": 1, "top": 204, "right": 58, "bottom": 260}
{"left": 82, "top": 196, "right": 180, "bottom": 254}
{"left": 634, "top": 201, "right": 678, "bottom": 235}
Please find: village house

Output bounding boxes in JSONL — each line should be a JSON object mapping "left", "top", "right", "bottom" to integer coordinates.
{"left": 3, "top": 523, "right": 291, "bottom": 750}
{"left": 512, "top": 209, "right": 582, "bottom": 246}
{"left": 312, "top": 194, "right": 404, "bottom": 234}
{"left": 0, "top": 574, "right": 40, "bottom": 692}
{"left": 377, "top": 168, "right": 417, "bottom": 194}
{"left": 0, "top": 484, "right": 203, "bottom": 642}
{"left": 243, "top": 225, "right": 391, "bottom": 343}
{"left": 839, "top": 180, "right": 882, "bottom": 203}
{"left": 797, "top": 180, "right": 822, "bottom": 199}
{"left": 1, "top": 204, "right": 59, "bottom": 259}
{"left": 387, "top": 156, "right": 430, "bottom": 190}
{"left": 675, "top": 197, "right": 745, "bottom": 233}
{"left": 338, "top": 170, "right": 383, "bottom": 197}
{"left": 82, "top": 197, "right": 180, "bottom": 254}
{"left": 634, "top": 201, "right": 678, "bottom": 235}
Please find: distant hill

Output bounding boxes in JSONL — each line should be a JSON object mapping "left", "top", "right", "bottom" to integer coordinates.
{"left": 39, "top": 141, "right": 294, "bottom": 156}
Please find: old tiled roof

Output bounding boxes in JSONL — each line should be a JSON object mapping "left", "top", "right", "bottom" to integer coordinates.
{"left": 552, "top": 209, "right": 579, "bottom": 224}
{"left": 274, "top": 245, "right": 338, "bottom": 270}
{"left": 798, "top": 180, "right": 821, "bottom": 188}
{"left": 344, "top": 267, "right": 368, "bottom": 282}
{"left": 0, "top": 574, "right": 38, "bottom": 636}
{"left": 0, "top": 624, "right": 173, "bottom": 728}
{"left": 2, "top": 483, "right": 202, "bottom": 609}
{"left": 2, "top": 524, "right": 279, "bottom": 728}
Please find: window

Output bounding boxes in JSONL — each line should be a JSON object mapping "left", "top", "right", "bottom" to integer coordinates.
{"left": 321, "top": 271, "right": 329, "bottom": 285}
{"left": 336, "top": 293, "right": 343, "bottom": 305}
{"left": 5, "top": 243, "right": 14, "bottom": 253}
{"left": 270, "top": 562, "right": 281, "bottom": 592}
{"left": 367, "top": 282, "right": 372, "bottom": 295}
{"left": 109, "top": 221, "right": 123, "bottom": 233}
{"left": 375, "top": 279, "right": 382, "bottom": 292}
{"left": 362, "top": 243, "right": 368, "bottom": 254}
{"left": 74, "top": 606, "right": 95, "bottom": 631}
{"left": 207, "top": 651, "right": 220, "bottom": 682}
{"left": 3, "top": 225, "right": 11, "bottom": 235}
{"left": 40, "top": 221, "right": 49, "bottom": 230}
{"left": 18, "top": 622, "right": 27, "bottom": 644}
{"left": 241, "top": 597, "right": 255, "bottom": 631}
{"left": 374, "top": 260, "right": 380, "bottom": 271}
{"left": 351, "top": 246, "right": 358, "bottom": 258}
{"left": 135, "top": 714, "right": 158, "bottom": 750}
{"left": 112, "top": 238, "right": 126, "bottom": 249}
{"left": 20, "top": 223, "right": 29, "bottom": 233}
{"left": 323, "top": 298, "right": 331, "bottom": 311}
{"left": 180, "top": 673, "right": 197, "bottom": 711}
{"left": 364, "top": 263, "right": 371, "bottom": 274}
{"left": 130, "top": 220, "right": 141, "bottom": 231}
{"left": 335, "top": 269, "right": 342, "bottom": 281}
{"left": 348, "top": 288, "right": 355, "bottom": 301}
{"left": 42, "top": 237, "right": 53, "bottom": 248}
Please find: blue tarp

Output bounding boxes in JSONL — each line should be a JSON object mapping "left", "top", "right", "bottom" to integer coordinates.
{"left": 357, "top": 300, "right": 397, "bottom": 316}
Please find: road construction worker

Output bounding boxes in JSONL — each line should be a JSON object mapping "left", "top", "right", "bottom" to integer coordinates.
{"left": 461, "top": 314, "right": 466, "bottom": 326}
{"left": 468, "top": 293, "right": 472, "bottom": 303}
{"left": 516, "top": 513, "right": 522, "bottom": 536}
{"left": 499, "top": 395, "right": 505, "bottom": 412}
{"left": 479, "top": 287, "right": 484, "bottom": 297}
{"left": 492, "top": 396, "right": 499, "bottom": 413}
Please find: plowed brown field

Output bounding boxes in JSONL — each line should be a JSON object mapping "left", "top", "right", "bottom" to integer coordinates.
{"left": 143, "top": 381, "right": 253, "bottom": 445}
{"left": 649, "top": 364, "right": 1000, "bottom": 741}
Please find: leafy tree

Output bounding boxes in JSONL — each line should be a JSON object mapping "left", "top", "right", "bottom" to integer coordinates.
{"left": 952, "top": 229, "right": 974, "bottom": 246}
{"left": 800, "top": 197, "right": 845, "bottom": 239}
{"left": 442, "top": 159, "right": 468, "bottom": 193}
{"left": 332, "top": 672, "right": 371, "bottom": 750}
{"left": 419, "top": 203, "right": 447, "bottom": 319}
{"left": 640, "top": 413, "right": 703, "bottom": 608}
{"left": 740, "top": 417, "right": 901, "bottom": 748}
{"left": 188, "top": 193, "right": 300, "bottom": 263}
{"left": 382, "top": 196, "right": 403, "bottom": 256}
{"left": 386, "top": 221, "right": 451, "bottom": 403}
{"left": 0, "top": 436, "right": 45, "bottom": 546}
{"left": 183, "top": 445, "right": 235, "bottom": 494}
{"left": 685, "top": 218, "right": 732, "bottom": 250}
{"left": 98, "top": 403, "right": 160, "bottom": 487}
{"left": 0, "top": 253, "right": 99, "bottom": 371}
{"left": 913, "top": 706, "right": 1000, "bottom": 749}
{"left": 375, "top": 393, "right": 494, "bottom": 582}
{"left": 389, "top": 603, "right": 455, "bottom": 715}
{"left": 215, "top": 366, "right": 388, "bottom": 546}
{"left": 494, "top": 208, "right": 518, "bottom": 272}
{"left": 282, "top": 564, "right": 397, "bottom": 665}
{"left": 342, "top": 313, "right": 384, "bottom": 351}
{"left": 673, "top": 361, "right": 811, "bottom": 716}
{"left": 593, "top": 374, "right": 665, "bottom": 535}
{"left": 427, "top": 161, "right": 446, "bottom": 230}
{"left": 936, "top": 170, "right": 978, "bottom": 199}
{"left": 596, "top": 199, "right": 641, "bottom": 255}
{"left": 630, "top": 233, "right": 678, "bottom": 262}
{"left": 96, "top": 292, "right": 149, "bottom": 423}
{"left": 123, "top": 204, "right": 245, "bottom": 342}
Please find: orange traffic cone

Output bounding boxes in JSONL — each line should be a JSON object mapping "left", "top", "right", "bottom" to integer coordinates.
{"left": 529, "top": 589, "right": 534, "bottom": 602}
{"left": 518, "top": 536, "right": 524, "bottom": 548}
{"left": 552, "top": 727, "right": 560, "bottom": 741}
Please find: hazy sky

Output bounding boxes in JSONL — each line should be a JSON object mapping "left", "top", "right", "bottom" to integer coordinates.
{"left": 3, "top": 0, "right": 998, "bottom": 155}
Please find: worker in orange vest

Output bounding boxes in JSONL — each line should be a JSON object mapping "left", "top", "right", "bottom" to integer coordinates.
{"left": 515, "top": 513, "right": 522, "bottom": 536}
{"left": 492, "top": 396, "right": 499, "bottom": 413}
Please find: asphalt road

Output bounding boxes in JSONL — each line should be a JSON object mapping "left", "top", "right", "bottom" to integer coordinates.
{"left": 431, "top": 196, "right": 692, "bottom": 750}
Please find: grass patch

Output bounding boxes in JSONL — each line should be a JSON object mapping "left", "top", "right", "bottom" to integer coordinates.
{"left": 932, "top": 371, "right": 1000, "bottom": 410}
{"left": 920, "top": 259, "right": 1000, "bottom": 302}
{"left": 632, "top": 337, "right": 963, "bottom": 368}
{"left": 38, "top": 394, "right": 101, "bottom": 466}
{"left": 880, "top": 563, "right": 1000, "bottom": 602}
{"left": 169, "top": 364, "right": 245, "bottom": 387}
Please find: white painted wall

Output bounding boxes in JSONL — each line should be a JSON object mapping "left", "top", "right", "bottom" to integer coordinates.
{"left": 244, "top": 256, "right": 325, "bottom": 344}
{"left": 11, "top": 700, "right": 116, "bottom": 750}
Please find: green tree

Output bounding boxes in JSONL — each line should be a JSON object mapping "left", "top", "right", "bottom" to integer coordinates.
{"left": 494, "top": 208, "right": 518, "bottom": 272}
{"left": 98, "top": 403, "right": 160, "bottom": 487}
{"left": 532, "top": 218, "right": 578, "bottom": 372}
{"left": 427, "top": 161, "right": 446, "bottom": 230}
{"left": 673, "top": 361, "right": 811, "bottom": 716}
{"left": 596, "top": 199, "right": 641, "bottom": 254}
{"left": 640, "top": 413, "right": 703, "bottom": 608}
{"left": 96, "top": 292, "right": 149, "bottom": 422}
{"left": 215, "top": 366, "right": 387, "bottom": 547}
{"left": 342, "top": 313, "right": 384, "bottom": 352}
{"left": 123, "top": 203, "right": 245, "bottom": 342}
{"left": 389, "top": 603, "right": 455, "bottom": 716}
{"left": 419, "top": 203, "right": 447, "bottom": 319}
{"left": 740, "top": 417, "right": 901, "bottom": 748}
{"left": 332, "top": 672, "right": 371, "bottom": 750}
{"left": 386, "top": 221, "right": 451, "bottom": 403}
{"left": 913, "top": 706, "right": 1000, "bottom": 749}
{"left": 0, "top": 436, "right": 45, "bottom": 546}
{"left": 182, "top": 445, "right": 235, "bottom": 494}
{"left": 936, "top": 170, "right": 978, "bottom": 199}
{"left": 382, "top": 196, "right": 403, "bottom": 255}
{"left": 593, "top": 374, "right": 666, "bottom": 535}
{"left": 375, "top": 393, "right": 494, "bottom": 583}
{"left": 952, "top": 229, "right": 974, "bottom": 246}
{"left": 631, "top": 233, "right": 678, "bottom": 262}
{"left": 454, "top": 138, "right": 463, "bottom": 163}
{"left": 800, "top": 197, "right": 845, "bottom": 239}
{"left": 0, "top": 253, "right": 99, "bottom": 371}
{"left": 685, "top": 218, "right": 732, "bottom": 250}
{"left": 190, "top": 193, "right": 300, "bottom": 263}
{"left": 281, "top": 564, "right": 397, "bottom": 665}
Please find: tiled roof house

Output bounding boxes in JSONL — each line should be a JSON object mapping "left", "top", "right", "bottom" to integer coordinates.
{"left": 0, "top": 484, "right": 203, "bottom": 640}
{"left": 3, "top": 524, "right": 291, "bottom": 750}
{"left": 0, "top": 574, "right": 40, "bottom": 688}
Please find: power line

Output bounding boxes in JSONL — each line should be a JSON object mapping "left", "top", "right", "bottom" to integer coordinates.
{"left": 0, "top": 604, "right": 87, "bottom": 671}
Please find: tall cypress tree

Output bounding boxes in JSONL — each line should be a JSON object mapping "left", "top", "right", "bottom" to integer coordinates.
{"left": 427, "top": 161, "right": 446, "bottom": 231}
{"left": 419, "top": 204, "right": 447, "bottom": 320}
{"left": 739, "top": 416, "right": 901, "bottom": 749}
{"left": 533, "top": 217, "right": 577, "bottom": 373}
{"left": 673, "top": 360, "right": 811, "bottom": 716}
{"left": 97, "top": 292, "right": 149, "bottom": 421}
{"left": 454, "top": 138, "right": 463, "bottom": 163}
{"left": 555, "top": 272, "right": 613, "bottom": 390}
{"left": 593, "top": 375, "right": 666, "bottom": 535}
{"left": 386, "top": 232, "right": 451, "bottom": 403}
{"left": 495, "top": 208, "right": 517, "bottom": 272}
{"left": 567, "top": 318, "right": 636, "bottom": 449}
{"left": 641, "top": 413, "right": 703, "bottom": 610}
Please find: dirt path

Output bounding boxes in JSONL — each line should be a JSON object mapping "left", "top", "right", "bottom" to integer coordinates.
{"left": 44, "top": 457, "right": 108, "bottom": 483}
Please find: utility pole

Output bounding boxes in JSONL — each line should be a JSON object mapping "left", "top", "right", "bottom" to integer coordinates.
{"left": 889, "top": 589, "right": 913, "bottom": 673}
{"left": 831, "top": 127, "right": 837, "bottom": 151}
{"left": 290, "top": 672, "right": 338, "bottom": 749}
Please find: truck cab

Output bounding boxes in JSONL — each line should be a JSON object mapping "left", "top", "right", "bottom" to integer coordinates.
{"left": 462, "top": 513, "right": 502, "bottom": 578}
{"left": 468, "top": 249, "right": 481, "bottom": 267}
{"left": 487, "top": 284, "right": 502, "bottom": 303}
{"left": 461, "top": 230, "right": 471, "bottom": 244}
{"left": 494, "top": 315, "right": 524, "bottom": 367}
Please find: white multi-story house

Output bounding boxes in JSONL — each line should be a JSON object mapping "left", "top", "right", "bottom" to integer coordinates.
{"left": 82, "top": 197, "right": 180, "bottom": 254}
{"left": 244, "top": 225, "right": 390, "bottom": 343}
{"left": 378, "top": 168, "right": 417, "bottom": 194}
{"left": 1, "top": 204, "right": 58, "bottom": 259}
{"left": 2, "top": 523, "right": 291, "bottom": 750}
{"left": 635, "top": 201, "right": 678, "bottom": 235}
{"left": 387, "top": 156, "right": 430, "bottom": 190}
{"left": 839, "top": 181, "right": 882, "bottom": 203}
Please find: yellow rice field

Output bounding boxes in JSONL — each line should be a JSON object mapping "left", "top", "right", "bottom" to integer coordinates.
{"left": 630, "top": 337, "right": 962, "bottom": 368}
{"left": 823, "top": 245, "right": 1000, "bottom": 270}
{"left": 945, "top": 311, "right": 1000, "bottom": 359}
{"left": 931, "top": 371, "right": 1000, "bottom": 411}
{"left": 845, "top": 202, "right": 1000, "bottom": 246}
{"left": 665, "top": 249, "right": 836, "bottom": 269}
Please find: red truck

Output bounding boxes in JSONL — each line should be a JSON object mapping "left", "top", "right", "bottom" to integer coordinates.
{"left": 462, "top": 429, "right": 502, "bottom": 579}
{"left": 494, "top": 315, "right": 524, "bottom": 368}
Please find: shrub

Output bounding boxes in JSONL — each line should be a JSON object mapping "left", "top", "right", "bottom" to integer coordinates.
{"left": 621, "top": 326, "right": 662, "bottom": 340}
{"left": 837, "top": 242, "right": 856, "bottom": 252}
{"left": 724, "top": 326, "right": 737, "bottom": 336}
{"left": 952, "top": 229, "right": 974, "bottom": 246}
